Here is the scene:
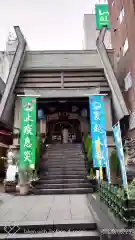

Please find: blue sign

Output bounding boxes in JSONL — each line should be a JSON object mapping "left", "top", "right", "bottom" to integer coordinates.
{"left": 112, "top": 122, "right": 128, "bottom": 186}
{"left": 89, "top": 96, "right": 109, "bottom": 173}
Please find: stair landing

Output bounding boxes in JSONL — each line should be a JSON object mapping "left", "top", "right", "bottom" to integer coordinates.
{"left": 0, "top": 193, "right": 99, "bottom": 239}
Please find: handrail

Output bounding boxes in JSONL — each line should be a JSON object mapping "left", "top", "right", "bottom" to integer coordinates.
{"left": 96, "top": 27, "right": 129, "bottom": 120}
{"left": 0, "top": 26, "right": 26, "bottom": 122}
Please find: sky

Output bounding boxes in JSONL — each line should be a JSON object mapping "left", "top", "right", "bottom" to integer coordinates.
{"left": 0, "top": 0, "right": 107, "bottom": 50}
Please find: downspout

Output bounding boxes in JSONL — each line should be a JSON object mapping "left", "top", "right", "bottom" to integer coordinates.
{"left": 96, "top": 27, "right": 129, "bottom": 120}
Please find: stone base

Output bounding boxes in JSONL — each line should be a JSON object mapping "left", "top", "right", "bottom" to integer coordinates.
{"left": 19, "top": 184, "right": 29, "bottom": 195}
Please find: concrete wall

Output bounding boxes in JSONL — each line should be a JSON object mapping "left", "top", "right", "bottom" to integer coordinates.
{"left": 0, "top": 52, "right": 10, "bottom": 84}
{"left": 19, "top": 50, "right": 114, "bottom": 70}
{"left": 83, "top": 14, "right": 112, "bottom": 50}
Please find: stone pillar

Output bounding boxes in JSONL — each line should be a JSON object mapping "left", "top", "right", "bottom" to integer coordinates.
{"left": 13, "top": 97, "right": 21, "bottom": 145}
{"left": 40, "top": 119, "right": 46, "bottom": 135}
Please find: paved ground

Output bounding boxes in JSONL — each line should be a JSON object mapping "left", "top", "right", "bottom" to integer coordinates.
{"left": 0, "top": 193, "right": 94, "bottom": 225}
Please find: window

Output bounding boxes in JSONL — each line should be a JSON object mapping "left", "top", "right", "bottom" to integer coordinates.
{"left": 124, "top": 72, "right": 132, "bottom": 91}
{"left": 112, "top": 0, "right": 114, "bottom": 6}
{"left": 123, "top": 38, "right": 128, "bottom": 56}
{"left": 119, "top": 7, "right": 124, "bottom": 24}
{"left": 133, "top": 0, "right": 135, "bottom": 12}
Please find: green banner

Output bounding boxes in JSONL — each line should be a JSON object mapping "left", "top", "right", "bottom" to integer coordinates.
{"left": 20, "top": 97, "right": 37, "bottom": 169}
{"left": 95, "top": 4, "right": 110, "bottom": 30}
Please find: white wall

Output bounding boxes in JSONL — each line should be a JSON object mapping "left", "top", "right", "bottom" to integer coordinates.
{"left": 0, "top": 52, "right": 10, "bottom": 83}
{"left": 83, "top": 14, "right": 112, "bottom": 50}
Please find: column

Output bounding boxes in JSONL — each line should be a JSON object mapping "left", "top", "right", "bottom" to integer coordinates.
{"left": 13, "top": 97, "right": 21, "bottom": 146}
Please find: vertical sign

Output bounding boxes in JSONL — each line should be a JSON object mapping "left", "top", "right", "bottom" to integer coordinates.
{"left": 89, "top": 96, "right": 110, "bottom": 182}
{"left": 112, "top": 122, "right": 128, "bottom": 187}
{"left": 95, "top": 4, "right": 110, "bottom": 30}
{"left": 20, "top": 97, "right": 37, "bottom": 170}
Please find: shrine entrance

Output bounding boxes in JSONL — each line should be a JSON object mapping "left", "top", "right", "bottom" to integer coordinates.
{"left": 37, "top": 97, "right": 89, "bottom": 144}
{"left": 47, "top": 113, "right": 81, "bottom": 144}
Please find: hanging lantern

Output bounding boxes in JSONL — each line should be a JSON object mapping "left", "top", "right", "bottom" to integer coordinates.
{"left": 81, "top": 108, "right": 87, "bottom": 117}
{"left": 38, "top": 109, "right": 44, "bottom": 120}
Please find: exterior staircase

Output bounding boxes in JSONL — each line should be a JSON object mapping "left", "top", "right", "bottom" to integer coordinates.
{"left": 0, "top": 219, "right": 100, "bottom": 239}
{"left": 33, "top": 143, "right": 96, "bottom": 195}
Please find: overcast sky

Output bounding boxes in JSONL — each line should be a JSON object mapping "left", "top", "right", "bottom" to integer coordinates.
{"left": 0, "top": 0, "right": 107, "bottom": 50}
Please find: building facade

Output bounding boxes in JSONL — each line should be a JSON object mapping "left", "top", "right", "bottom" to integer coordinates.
{"left": 108, "top": 0, "right": 135, "bottom": 136}
{"left": 83, "top": 14, "right": 112, "bottom": 50}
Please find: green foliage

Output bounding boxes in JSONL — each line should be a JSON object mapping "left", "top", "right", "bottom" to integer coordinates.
{"left": 87, "top": 141, "right": 92, "bottom": 163}
{"left": 90, "top": 168, "right": 95, "bottom": 178}
{"left": 128, "top": 186, "right": 135, "bottom": 199}
{"left": 83, "top": 134, "right": 92, "bottom": 163}
{"left": 110, "top": 149, "right": 121, "bottom": 174}
{"left": 131, "top": 178, "right": 135, "bottom": 186}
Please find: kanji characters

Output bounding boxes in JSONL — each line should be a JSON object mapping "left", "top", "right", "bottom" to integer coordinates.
{"left": 92, "top": 101, "right": 101, "bottom": 111}
{"left": 24, "top": 124, "right": 33, "bottom": 135}
{"left": 94, "top": 124, "right": 104, "bottom": 133}
{"left": 93, "top": 111, "right": 100, "bottom": 121}
{"left": 24, "top": 102, "right": 33, "bottom": 111}
{"left": 24, "top": 113, "right": 33, "bottom": 122}
{"left": 24, "top": 136, "right": 32, "bottom": 149}
{"left": 24, "top": 151, "right": 31, "bottom": 163}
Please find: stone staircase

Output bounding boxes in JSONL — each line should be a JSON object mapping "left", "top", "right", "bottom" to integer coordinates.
{"left": 33, "top": 143, "right": 96, "bottom": 195}
{"left": 0, "top": 219, "right": 100, "bottom": 239}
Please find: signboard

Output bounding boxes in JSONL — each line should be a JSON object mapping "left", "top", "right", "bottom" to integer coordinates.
{"left": 95, "top": 4, "right": 110, "bottom": 30}
{"left": 20, "top": 97, "right": 37, "bottom": 170}
{"left": 89, "top": 96, "right": 110, "bottom": 182}
{"left": 112, "top": 122, "right": 128, "bottom": 187}
{"left": 47, "top": 112, "right": 78, "bottom": 122}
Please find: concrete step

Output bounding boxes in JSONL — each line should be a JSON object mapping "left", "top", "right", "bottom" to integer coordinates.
{"left": 46, "top": 168, "right": 86, "bottom": 172}
{"left": 47, "top": 161, "right": 85, "bottom": 164}
{"left": 39, "top": 175, "right": 87, "bottom": 180}
{"left": 47, "top": 156, "right": 84, "bottom": 159}
{"left": 33, "top": 179, "right": 89, "bottom": 184}
{"left": 34, "top": 183, "right": 92, "bottom": 189}
{"left": 46, "top": 165, "right": 86, "bottom": 169}
{"left": 0, "top": 220, "right": 97, "bottom": 233}
{"left": 48, "top": 152, "right": 83, "bottom": 155}
{"left": 32, "top": 187, "right": 94, "bottom": 195}
{"left": 46, "top": 165, "right": 85, "bottom": 168}
{"left": 47, "top": 167, "right": 86, "bottom": 171}
{"left": 47, "top": 160, "right": 85, "bottom": 164}
{"left": 47, "top": 160, "right": 84, "bottom": 163}
{"left": 47, "top": 162, "right": 85, "bottom": 166}
{"left": 48, "top": 150, "right": 83, "bottom": 152}
{"left": 48, "top": 143, "right": 81, "bottom": 146}
{"left": 41, "top": 171, "right": 87, "bottom": 175}
{"left": 0, "top": 231, "right": 99, "bottom": 239}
